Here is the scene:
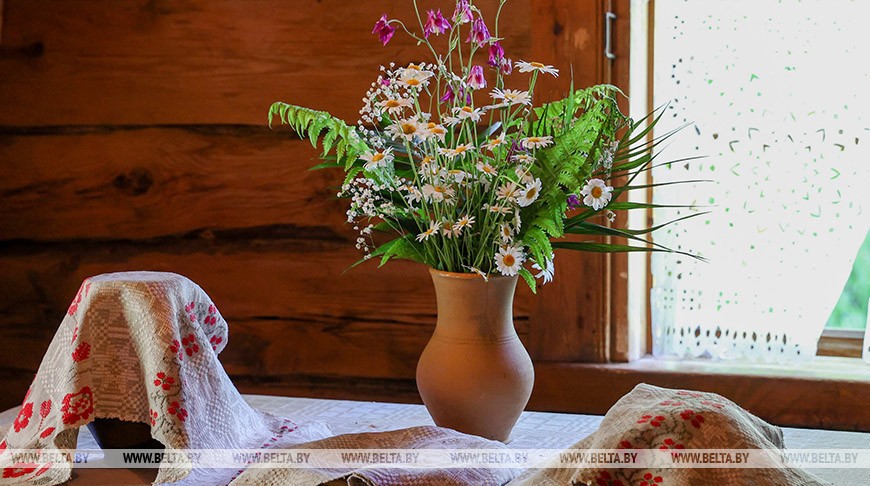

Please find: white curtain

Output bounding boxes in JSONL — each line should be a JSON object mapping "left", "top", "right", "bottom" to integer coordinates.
{"left": 650, "top": 0, "right": 870, "bottom": 361}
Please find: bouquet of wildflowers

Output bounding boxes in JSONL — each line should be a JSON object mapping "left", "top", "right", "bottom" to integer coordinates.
{"left": 270, "top": 0, "right": 699, "bottom": 291}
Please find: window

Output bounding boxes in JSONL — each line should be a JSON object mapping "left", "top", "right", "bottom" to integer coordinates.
{"left": 646, "top": 0, "right": 870, "bottom": 361}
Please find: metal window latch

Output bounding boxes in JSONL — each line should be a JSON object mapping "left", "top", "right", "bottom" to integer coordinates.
{"left": 605, "top": 11, "right": 617, "bottom": 60}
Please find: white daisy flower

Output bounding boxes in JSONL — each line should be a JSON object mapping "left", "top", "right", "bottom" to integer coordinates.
{"left": 439, "top": 143, "right": 475, "bottom": 159}
{"left": 386, "top": 119, "right": 424, "bottom": 141}
{"left": 448, "top": 169, "right": 468, "bottom": 183}
{"left": 521, "top": 136, "right": 554, "bottom": 150}
{"left": 398, "top": 68, "right": 434, "bottom": 89}
{"left": 514, "top": 166, "right": 535, "bottom": 184}
{"left": 516, "top": 178, "right": 542, "bottom": 207}
{"left": 360, "top": 148, "right": 394, "bottom": 171}
{"left": 441, "top": 219, "right": 457, "bottom": 238}
{"left": 580, "top": 178, "right": 614, "bottom": 210}
{"left": 490, "top": 88, "right": 532, "bottom": 106}
{"left": 422, "top": 183, "right": 455, "bottom": 202}
{"left": 497, "top": 182, "right": 519, "bottom": 202}
{"left": 455, "top": 214, "right": 475, "bottom": 231}
{"left": 422, "top": 122, "right": 448, "bottom": 142}
{"left": 531, "top": 256, "right": 555, "bottom": 284}
{"left": 405, "top": 185, "right": 423, "bottom": 204}
{"left": 452, "top": 105, "right": 483, "bottom": 122}
{"left": 476, "top": 161, "right": 498, "bottom": 177}
{"left": 416, "top": 221, "right": 439, "bottom": 242}
{"left": 511, "top": 153, "right": 536, "bottom": 165}
{"left": 514, "top": 60, "right": 560, "bottom": 77}
{"left": 485, "top": 204, "right": 512, "bottom": 214}
{"left": 484, "top": 132, "right": 507, "bottom": 152}
{"left": 377, "top": 97, "right": 413, "bottom": 115}
{"left": 499, "top": 222, "right": 515, "bottom": 243}
{"left": 494, "top": 245, "right": 525, "bottom": 276}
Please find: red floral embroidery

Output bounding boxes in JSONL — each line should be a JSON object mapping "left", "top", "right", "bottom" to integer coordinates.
{"left": 154, "top": 372, "right": 176, "bottom": 390}
{"left": 150, "top": 409, "right": 158, "bottom": 426}
{"left": 680, "top": 409, "right": 705, "bottom": 428}
{"left": 14, "top": 402, "right": 33, "bottom": 433}
{"left": 185, "top": 302, "right": 198, "bottom": 323}
{"left": 210, "top": 335, "right": 223, "bottom": 351}
{"left": 71, "top": 325, "right": 79, "bottom": 343}
{"left": 72, "top": 342, "right": 91, "bottom": 362}
{"left": 658, "top": 437, "right": 685, "bottom": 450}
{"left": 35, "top": 463, "right": 52, "bottom": 477}
{"left": 2, "top": 464, "right": 37, "bottom": 479}
{"left": 204, "top": 304, "right": 218, "bottom": 325}
{"left": 677, "top": 390, "right": 703, "bottom": 398}
{"left": 639, "top": 471, "right": 664, "bottom": 486}
{"left": 167, "top": 401, "right": 188, "bottom": 422}
{"left": 182, "top": 334, "right": 199, "bottom": 356}
{"left": 618, "top": 440, "right": 633, "bottom": 449}
{"left": 40, "top": 427, "right": 55, "bottom": 439}
{"left": 637, "top": 414, "right": 665, "bottom": 427}
{"left": 659, "top": 400, "right": 684, "bottom": 407}
{"left": 0, "top": 441, "right": 6, "bottom": 452}
{"left": 40, "top": 400, "right": 52, "bottom": 418}
{"left": 170, "top": 340, "right": 183, "bottom": 361}
{"left": 701, "top": 400, "right": 725, "bottom": 409}
{"left": 61, "top": 386, "right": 94, "bottom": 425}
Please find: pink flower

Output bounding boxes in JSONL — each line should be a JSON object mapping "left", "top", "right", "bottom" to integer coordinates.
{"left": 500, "top": 57, "right": 513, "bottom": 75}
{"left": 372, "top": 14, "right": 396, "bottom": 46}
{"left": 488, "top": 41, "right": 505, "bottom": 67}
{"left": 440, "top": 85, "right": 455, "bottom": 103}
{"left": 453, "top": 0, "right": 473, "bottom": 24}
{"left": 467, "top": 65, "right": 486, "bottom": 90}
{"left": 467, "top": 17, "right": 491, "bottom": 47}
{"left": 424, "top": 9, "right": 451, "bottom": 38}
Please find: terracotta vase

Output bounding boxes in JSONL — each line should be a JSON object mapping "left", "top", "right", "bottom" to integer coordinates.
{"left": 416, "top": 268, "right": 534, "bottom": 442}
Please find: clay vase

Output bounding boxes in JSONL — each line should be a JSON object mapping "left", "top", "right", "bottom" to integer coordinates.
{"left": 416, "top": 268, "right": 534, "bottom": 442}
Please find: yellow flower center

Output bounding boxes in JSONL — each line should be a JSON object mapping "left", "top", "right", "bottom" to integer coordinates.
{"left": 401, "top": 123, "right": 417, "bottom": 135}
{"left": 527, "top": 137, "right": 541, "bottom": 143}
{"left": 503, "top": 254, "right": 516, "bottom": 266}
{"left": 531, "top": 62, "right": 546, "bottom": 68}
{"left": 406, "top": 78, "right": 421, "bottom": 86}
{"left": 434, "top": 186, "right": 447, "bottom": 194}
{"left": 455, "top": 146, "right": 467, "bottom": 153}
{"left": 384, "top": 99, "right": 402, "bottom": 108}
{"left": 502, "top": 227, "right": 510, "bottom": 237}
{"left": 422, "top": 156, "right": 434, "bottom": 165}
{"left": 591, "top": 186, "right": 603, "bottom": 198}
{"left": 526, "top": 187, "right": 538, "bottom": 199}
{"left": 490, "top": 138, "right": 503, "bottom": 146}
{"left": 461, "top": 106, "right": 474, "bottom": 113}
{"left": 371, "top": 153, "right": 385, "bottom": 162}
{"left": 408, "top": 64, "right": 421, "bottom": 70}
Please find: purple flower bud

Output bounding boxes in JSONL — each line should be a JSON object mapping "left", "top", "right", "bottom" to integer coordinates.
{"left": 440, "top": 85, "right": 455, "bottom": 103}
{"left": 467, "top": 65, "right": 486, "bottom": 90}
{"left": 567, "top": 194, "right": 582, "bottom": 210}
{"left": 467, "top": 17, "right": 491, "bottom": 47}
{"left": 424, "top": 9, "right": 451, "bottom": 38}
{"left": 372, "top": 14, "right": 396, "bottom": 46}
{"left": 488, "top": 41, "right": 505, "bottom": 67}
{"left": 453, "top": 0, "right": 473, "bottom": 24}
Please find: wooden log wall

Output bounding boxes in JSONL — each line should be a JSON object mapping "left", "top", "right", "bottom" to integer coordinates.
{"left": 0, "top": 0, "right": 612, "bottom": 410}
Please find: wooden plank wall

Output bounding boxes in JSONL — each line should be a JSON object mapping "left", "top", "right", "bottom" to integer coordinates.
{"left": 0, "top": 0, "right": 609, "bottom": 410}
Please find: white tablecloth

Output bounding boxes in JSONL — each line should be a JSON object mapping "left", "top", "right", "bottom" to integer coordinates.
{"left": 1, "top": 395, "right": 866, "bottom": 485}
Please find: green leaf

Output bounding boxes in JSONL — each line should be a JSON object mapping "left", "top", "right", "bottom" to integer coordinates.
{"left": 518, "top": 268, "right": 537, "bottom": 294}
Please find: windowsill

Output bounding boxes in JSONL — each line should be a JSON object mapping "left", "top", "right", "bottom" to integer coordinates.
{"left": 600, "top": 355, "right": 870, "bottom": 383}
{"left": 530, "top": 355, "right": 870, "bottom": 431}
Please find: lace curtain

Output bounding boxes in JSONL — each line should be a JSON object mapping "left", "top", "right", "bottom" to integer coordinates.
{"left": 650, "top": 0, "right": 870, "bottom": 361}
